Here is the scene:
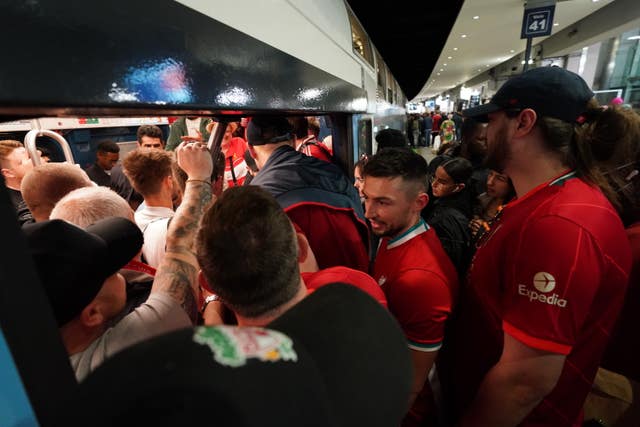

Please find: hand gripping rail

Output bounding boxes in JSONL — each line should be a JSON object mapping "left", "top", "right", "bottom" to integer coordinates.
{"left": 24, "top": 129, "right": 75, "bottom": 166}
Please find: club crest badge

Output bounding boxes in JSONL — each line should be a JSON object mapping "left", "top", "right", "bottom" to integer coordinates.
{"left": 193, "top": 325, "right": 298, "bottom": 367}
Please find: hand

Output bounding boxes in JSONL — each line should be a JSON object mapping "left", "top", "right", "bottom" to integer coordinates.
{"left": 176, "top": 141, "right": 213, "bottom": 181}
{"left": 180, "top": 130, "right": 203, "bottom": 142}
{"left": 469, "top": 219, "right": 483, "bottom": 234}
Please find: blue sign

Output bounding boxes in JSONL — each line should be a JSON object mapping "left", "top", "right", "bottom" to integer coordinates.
{"left": 521, "top": 5, "right": 555, "bottom": 39}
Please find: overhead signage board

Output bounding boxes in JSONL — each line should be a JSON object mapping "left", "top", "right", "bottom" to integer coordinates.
{"left": 521, "top": 5, "right": 555, "bottom": 39}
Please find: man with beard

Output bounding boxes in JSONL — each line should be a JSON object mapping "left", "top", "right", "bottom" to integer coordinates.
{"left": 443, "top": 67, "right": 632, "bottom": 427}
{"left": 361, "top": 148, "right": 458, "bottom": 426}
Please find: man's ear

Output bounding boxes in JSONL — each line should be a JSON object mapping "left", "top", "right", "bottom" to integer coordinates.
{"left": 1, "top": 167, "right": 14, "bottom": 179}
{"left": 415, "top": 192, "right": 429, "bottom": 211}
{"left": 198, "top": 270, "right": 214, "bottom": 294}
{"left": 79, "top": 302, "right": 105, "bottom": 328}
{"left": 248, "top": 145, "right": 257, "bottom": 160}
{"left": 296, "top": 232, "right": 309, "bottom": 264}
{"left": 515, "top": 109, "right": 537, "bottom": 137}
{"left": 296, "top": 231, "right": 319, "bottom": 273}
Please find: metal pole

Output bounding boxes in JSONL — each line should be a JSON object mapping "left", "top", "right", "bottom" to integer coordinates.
{"left": 523, "top": 37, "right": 533, "bottom": 72}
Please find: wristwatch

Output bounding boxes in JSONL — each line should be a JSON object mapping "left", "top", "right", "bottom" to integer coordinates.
{"left": 201, "top": 294, "right": 220, "bottom": 313}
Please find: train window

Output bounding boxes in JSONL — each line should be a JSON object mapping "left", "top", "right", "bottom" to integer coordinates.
{"left": 375, "top": 51, "right": 387, "bottom": 90}
{"left": 347, "top": 11, "right": 374, "bottom": 67}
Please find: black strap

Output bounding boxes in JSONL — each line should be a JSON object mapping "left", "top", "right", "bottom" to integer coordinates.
{"left": 228, "top": 156, "right": 238, "bottom": 185}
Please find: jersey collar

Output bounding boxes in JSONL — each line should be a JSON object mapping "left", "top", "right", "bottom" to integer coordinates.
{"left": 387, "top": 218, "right": 429, "bottom": 249}
{"left": 506, "top": 169, "right": 577, "bottom": 210}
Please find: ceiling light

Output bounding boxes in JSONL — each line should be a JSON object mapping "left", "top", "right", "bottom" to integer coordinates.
{"left": 473, "top": 16, "right": 480, "bottom": 20}
{"left": 510, "top": 49, "right": 515, "bottom": 53}
{"left": 439, "top": 69, "right": 443, "bottom": 72}
{"left": 553, "top": 23, "right": 559, "bottom": 26}
{"left": 443, "top": 63, "right": 447, "bottom": 66}
{"left": 461, "top": 34, "right": 467, "bottom": 38}
{"left": 486, "top": 64, "right": 490, "bottom": 67}
{"left": 447, "top": 56, "right": 452, "bottom": 59}
{"left": 628, "top": 35, "right": 640, "bottom": 40}
{"left": 453, "top": 47, "right": 458, "bottom": 51}
{"left": 437, "top": 73, "right": 441, "bottom": 76}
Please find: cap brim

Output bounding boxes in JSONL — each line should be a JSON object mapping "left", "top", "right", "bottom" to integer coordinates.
{"left": 462, "top": 102, "right": 502, "bottom": 122}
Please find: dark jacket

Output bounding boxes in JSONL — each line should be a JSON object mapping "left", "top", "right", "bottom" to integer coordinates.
{"left": 85, "top": 163, "right": 111, "bottom": 187}
{"left": 8, "top": 188, "right": 34, "bottom": 226}
{"left": 422, "top": 190, "right": 473, "bottom": 277}
{"left": 251, "top": 145, "right": 369, "bottom": 271}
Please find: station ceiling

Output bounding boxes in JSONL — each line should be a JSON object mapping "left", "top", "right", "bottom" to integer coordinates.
{"left": 348, "top": 0, "right": 618, "bottom": 102}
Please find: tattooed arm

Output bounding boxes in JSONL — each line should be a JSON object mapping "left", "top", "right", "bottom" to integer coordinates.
{"left": 151, "top": 141, "right": 214, "bottom": 323}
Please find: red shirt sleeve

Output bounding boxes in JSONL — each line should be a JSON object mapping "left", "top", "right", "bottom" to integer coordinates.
{"left": 386, "top": 269, "right": 452, "bottom": 351}
{"left": 502, "top": 216, "right": 603, "bottom": 355}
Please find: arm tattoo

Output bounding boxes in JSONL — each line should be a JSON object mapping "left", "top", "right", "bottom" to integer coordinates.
{"left": 152, "top": 181, "right": 213, "bottom": 323}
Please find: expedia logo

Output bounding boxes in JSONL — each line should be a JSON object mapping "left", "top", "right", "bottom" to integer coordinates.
{"left": 533, "top": 272, "right": 555, "bottom": 292}
{"left": 517, "top": 272, "right": 567, "bottom": 308}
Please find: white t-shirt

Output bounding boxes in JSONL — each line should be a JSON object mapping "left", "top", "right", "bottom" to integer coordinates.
{"left": 185, "top": 117, "right": 201, "bottom": 138}
{"left": 135, "top": 206, "right": 175, "bottom": 268}
{"left": 69, "top": 292, "right": 191, "bottom": 382}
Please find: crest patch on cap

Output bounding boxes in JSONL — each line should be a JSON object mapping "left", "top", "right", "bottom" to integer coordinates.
{"left": 193, "top": 325, "right": 298, "bottom": 367}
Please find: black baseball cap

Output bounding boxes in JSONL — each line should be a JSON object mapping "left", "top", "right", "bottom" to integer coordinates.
{"left": 246, "top": 116, "right": 293, "bottom": 146}
{"left": 463, "top": 67, "right": 594, "bottom": 123}
{"left": 70, "top": 283, "right": 412, "bottom": 427}
{"left": 23, "top": 217, "right": 143, "bottom": 326}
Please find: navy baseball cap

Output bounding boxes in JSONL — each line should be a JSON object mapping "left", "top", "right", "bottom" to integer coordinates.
{"left": 23, "top": 217, "right": 143, "bottom": 326}
{"left": 246, "top": 116, "right": 293, "bottom": 146}
{"left": 463, "top": 67, "right": 594, "bottom": 123}
{"left": 69, "top": 283, "right": 412, "bottom": 427}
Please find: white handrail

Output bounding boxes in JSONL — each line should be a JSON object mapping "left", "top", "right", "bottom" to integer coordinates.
{"left": 24, "top": 129, "right": 75, "bottom": 166}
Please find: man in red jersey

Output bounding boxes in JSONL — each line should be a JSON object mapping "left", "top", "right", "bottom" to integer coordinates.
{"left": 443, "top": 67, "right": 632, "bottom": 427}
{"left": 361, "top": 148, "right": 458, "bottom": 426}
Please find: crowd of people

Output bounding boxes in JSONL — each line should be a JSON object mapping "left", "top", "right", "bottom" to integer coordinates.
{"left": 2, "top": 67, "right": 640, "bottom": 426}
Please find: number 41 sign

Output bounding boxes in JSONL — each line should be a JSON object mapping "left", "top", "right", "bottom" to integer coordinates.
{"left": 521, "top": 5, "right": 555, "bottom": 39}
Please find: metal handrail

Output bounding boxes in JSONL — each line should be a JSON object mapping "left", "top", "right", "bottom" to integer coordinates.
{"left": 24, "top": 129, "right": 75, "bottom": 166}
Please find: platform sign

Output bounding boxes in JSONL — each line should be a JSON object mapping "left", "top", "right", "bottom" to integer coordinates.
{"left": 521, "top": 5, "right": 555, "bottom": 39}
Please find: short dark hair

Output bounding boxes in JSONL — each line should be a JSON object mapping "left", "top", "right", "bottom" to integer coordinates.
{"left": 195, "top": 186, "right": 300, "bottom": 318}
{"left": 362, "top": 148, "right": 428, "bottom": 192}
{"left": 96, "top": 140, "right": 120, "bottom": 154}
{"left": 375, "top": 129, "right": 409, "bottom": 151}
{"left": 136, "top": 125, "right": 164, "bottom": 144}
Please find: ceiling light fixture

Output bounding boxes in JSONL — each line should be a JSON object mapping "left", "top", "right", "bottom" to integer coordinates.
{"left": 628, "top": 35, "right": 640, "bottom": 40}
{"left": 453, "top": 47, "right": 458, "bottom": 51}
{"left": 461, "top": 34, "right": 467, "bottom": 38}
{"left": 510, "top": 49, "right": 515, "bottom": 53}
{"left": 443, "top": 63, "right": 447, "bottom": 66}
{"left": 553, "top": 23, "right": 559, "bottom": 26}
{"left": 473, "top": 16, "right": 479, "bottom": 20}
{"left": 447, "top": 56, "right": 452, "bottom": 59}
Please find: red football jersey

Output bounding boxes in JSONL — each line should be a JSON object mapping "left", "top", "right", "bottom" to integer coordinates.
{"left": 373, "top": 218, "right": 458, "bottom": 350}
{"left": 301, "top": 266, "right": 387, "bottom": 308}
{"left": 452, "top": 170, "right": 631, "bottom": 426}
